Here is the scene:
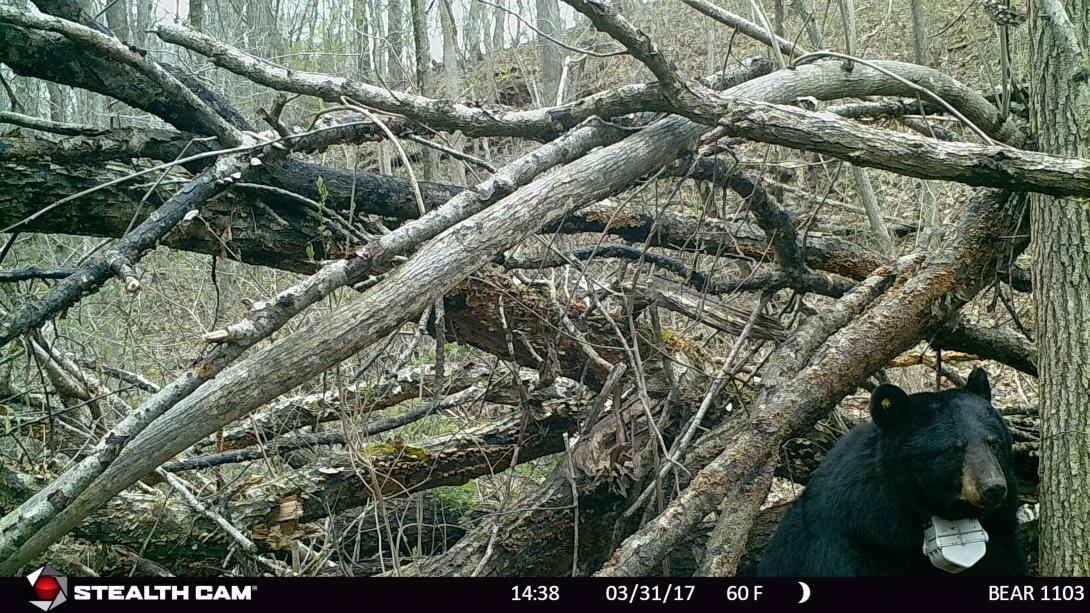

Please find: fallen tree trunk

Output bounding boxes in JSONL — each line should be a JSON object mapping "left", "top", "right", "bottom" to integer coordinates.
{"left": 597, "top": 190, "right": 1029, "bottom": 576}
{"left": 0, "top": 153, "right": 251, "bottom": 347}
{"left": 0, "top": 70, "right": 741, "bottom": 571}
{"left": 231, "top": 395, "right": 584, "bottom": 540}
{"left": 0, "top": 466, "right": 231, "bottom": 575}
{"left": 0, "top": 153, "right": 886, "bottom": 284}
{"left": 935, "top": 315, "right": 1038, "bottom": 377}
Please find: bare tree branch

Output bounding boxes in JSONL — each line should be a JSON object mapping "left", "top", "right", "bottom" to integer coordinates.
{"left": 0, "top": 110, "right": 105, "bottom": 136}
{"left": 680, "top": 0, "right": 807, "bottom": 58}
{"left": 595, "top": 190, "right": 1028, "bottom": 576}
{"left": 153, "top": 22, "right": 762, "bottom": 141}
{"left": 0, "top": 7, "right": 242, "bottom": 145}
{"left": 0, "top": 154, "right": 251, "bottom": 348}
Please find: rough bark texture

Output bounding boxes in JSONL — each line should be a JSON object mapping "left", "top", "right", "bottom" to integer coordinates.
{"left": 231, "top": 395, "right": 586, "bottom": 536}
{"left": 0, "top": 154, "right": 245, "bottom": 347}
{"left": 697, "top": 461, "right": 773, "bottom": 576}
{"left": 1030, "top": 0, "right": 1090, "bottom": 576}
{"left": 688, "top": 97, "right": 1084, "bottom": 196}
{"left": 0, "top": 101, "right": 717, "bottom": 574}
{"left": 0, "top": 158, "right": 331, "bottom": 273}
{"left": 595, "top": 190, "right": 1029, "bottom": 576}
{"left": 535, "top": 0, "right": 564, "bottom": 104}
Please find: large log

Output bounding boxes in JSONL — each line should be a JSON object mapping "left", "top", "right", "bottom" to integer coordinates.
{"left": 0, "top": 466, "right": 232, "bottom": 575}
{"left": 0, "top": 154, "right": 250, "bottom": 347}
{"left": 0, "top": 71, "right": 743, "bottom": 572}
{"left": 230, "top": 395, "right": 584, "bottom": 538}
{"left": 597, "top": 190, "right": 1030, "bottom": 576}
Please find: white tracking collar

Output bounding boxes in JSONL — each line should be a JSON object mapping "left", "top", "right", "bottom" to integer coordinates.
{"left": 922, "top": 515, "right": 989, "bottom": 573}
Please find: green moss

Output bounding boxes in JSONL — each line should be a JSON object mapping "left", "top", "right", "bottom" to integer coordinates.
{"left": 638, "top": 319, "right": 710, "bottom": 368}
{"left": 362, "top": 443, "right": 431, "bottom": 462}
{"left": 432, "top": 483, "right": 480, "bottom": 517}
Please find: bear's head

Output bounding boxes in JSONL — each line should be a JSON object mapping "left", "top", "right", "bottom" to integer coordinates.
{"left": 869, "top": 367, "right": 1016, "bottom": 520}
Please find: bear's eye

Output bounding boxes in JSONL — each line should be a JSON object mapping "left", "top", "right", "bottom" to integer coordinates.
{"left": 985, "top": 436, "right": 1001, "bottom": 449}
{"left": 950, "top": 439, "right": 967, "bottom": 452}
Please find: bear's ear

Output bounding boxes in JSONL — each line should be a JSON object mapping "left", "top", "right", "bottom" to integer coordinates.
{"left": 870, "top": 383, "right": 912, "bottom": 432}
{"left": 965, "top": 367, "right": 991, "bottom": 401}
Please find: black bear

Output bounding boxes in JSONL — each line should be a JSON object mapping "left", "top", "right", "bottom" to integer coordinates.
{"left": 758, "top": 367, "right": 1026, "bottom": 576}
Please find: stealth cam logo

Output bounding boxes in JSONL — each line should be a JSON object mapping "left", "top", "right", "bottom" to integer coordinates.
{"left": 27, "top": 565, "right": 68, "bottom": 611}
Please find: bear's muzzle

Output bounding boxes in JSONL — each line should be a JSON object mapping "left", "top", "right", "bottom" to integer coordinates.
{"left": 960, "top": 446, "right": 1007, "bottom": 509}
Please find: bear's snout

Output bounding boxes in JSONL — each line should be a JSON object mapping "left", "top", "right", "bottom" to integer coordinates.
{"left": 981, "top": 481, "right": 1007, "bottom": 505}
{"left": 961, "top": 446, "right": 1008, "bottom": 508}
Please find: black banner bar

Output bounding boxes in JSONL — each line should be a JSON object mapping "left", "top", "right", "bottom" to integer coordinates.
{"left": 4, "top": 576, "right": 1089, "bottom": 612}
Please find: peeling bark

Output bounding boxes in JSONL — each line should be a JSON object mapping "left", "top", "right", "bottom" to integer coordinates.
{"left": 596, "top": 191, "right": 1029, "bottom": 576}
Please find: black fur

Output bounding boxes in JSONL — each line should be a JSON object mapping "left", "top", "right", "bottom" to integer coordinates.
{"left": 758, "top": 368, "right": 1026, "bottom": 576}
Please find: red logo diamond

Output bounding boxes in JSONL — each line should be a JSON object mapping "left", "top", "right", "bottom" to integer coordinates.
{"left": 27, "top": 565, "right": 67, "bottom": 611}
{"left": 33, "top": 575, "right": 61, "bottom": 602}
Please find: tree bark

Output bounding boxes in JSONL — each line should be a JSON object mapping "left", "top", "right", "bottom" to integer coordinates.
{"left": 0, "top": 102, "right": 720, "bottom": 574}
{"left": 0, "top": 154, "right": 248, "bottom": 347}
{"left": 1030, "top": 0, "right": 1090, "bottom": 576}
{"left": 535, "top": 0, "right": 564, "bottom": 104}
{"left": 596, "top": 190, "right": 1029, "bottom": 576}
{"left": 387, "top": 0, "right": 406, "bottom": 87}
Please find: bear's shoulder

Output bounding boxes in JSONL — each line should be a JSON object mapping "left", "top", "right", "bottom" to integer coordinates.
{"left": 799, "top": 422, "right": 914, "bottom": 527}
